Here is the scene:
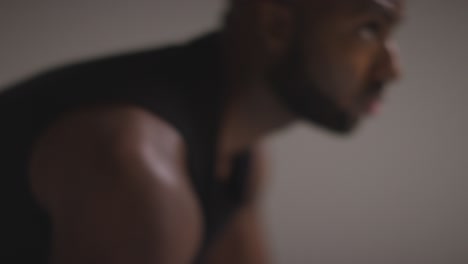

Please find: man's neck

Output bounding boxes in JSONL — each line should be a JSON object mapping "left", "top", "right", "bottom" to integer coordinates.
{"left": 218, "top": 80, "right": 295, "bottom": 155}
{"left": 214, "top": 79, "right": 295, "bottom": 180}
{"left": 210, "top": 30, "right": 296, "bottom": 180}
{"left": 216, "top": 28, "right": 297, "bottom": 158}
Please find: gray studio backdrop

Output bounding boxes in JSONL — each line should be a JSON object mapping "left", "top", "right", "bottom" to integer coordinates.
{"left": 1, "top": 1, "right": 467, "bottom": 263}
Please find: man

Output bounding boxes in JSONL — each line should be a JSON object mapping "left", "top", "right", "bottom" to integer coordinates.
{"left": 0, "top": 0, "right": 404, "bottom": 263}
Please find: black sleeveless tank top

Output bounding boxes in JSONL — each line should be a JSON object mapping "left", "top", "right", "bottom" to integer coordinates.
{"left": 0, "top": 32, "right": 251, "bottom": 263}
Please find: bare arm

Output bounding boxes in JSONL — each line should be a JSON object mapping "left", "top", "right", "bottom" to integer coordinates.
{"left": 29, "top": 106, "right": 202, "bottom": 264}
{"left": 203, "top": 146, "right": 271, "bottom": 264}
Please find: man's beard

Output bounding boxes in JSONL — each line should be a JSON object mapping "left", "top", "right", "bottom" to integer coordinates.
{"left": 267, "top": 42, "right": 358, "bottom": 134}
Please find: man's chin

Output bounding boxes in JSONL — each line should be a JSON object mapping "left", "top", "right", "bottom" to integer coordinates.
{"left": 300, "top": 111, "right": 360, "bottom": 136}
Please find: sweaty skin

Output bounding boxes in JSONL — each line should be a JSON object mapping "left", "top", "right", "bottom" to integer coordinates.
{"left": 28, "top": 0, "right": 404, "bottom": 263}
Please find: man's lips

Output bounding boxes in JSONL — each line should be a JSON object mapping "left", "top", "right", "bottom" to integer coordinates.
{"left": 366, "top": 98, "right": 382, "bottom": 115}
{"left": 362, "top": 83, "right": 385, "bottom": 115}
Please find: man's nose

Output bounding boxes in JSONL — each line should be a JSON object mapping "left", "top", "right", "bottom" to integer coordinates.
{"left": 375, "top": 40, "right": 403, "bottom": 82}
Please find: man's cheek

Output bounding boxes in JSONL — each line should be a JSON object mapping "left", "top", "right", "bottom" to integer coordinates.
{"left": 325, "top": 62, "right": 358, "bottom": 100}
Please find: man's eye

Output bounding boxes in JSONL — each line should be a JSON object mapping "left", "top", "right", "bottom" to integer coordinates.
{"left": 358, "top": 21, "right": 383, "bottom": 41}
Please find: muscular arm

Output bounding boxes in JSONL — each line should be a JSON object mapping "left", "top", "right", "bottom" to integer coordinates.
{"left": 29, "top": 106, "right": 202, "bottom": 264}
{"left": 203, "top": 146, "right": 271, "bottom": 264}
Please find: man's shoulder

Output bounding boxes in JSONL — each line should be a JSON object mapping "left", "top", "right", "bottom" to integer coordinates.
{"left": 29, "top": 105, "right": 189, "bottom": 203}
{"left": 33, "top": 104, "right": 186, "bottom": 165}
{"left": 29, "top": 105, "right": 203, "bottom": 263}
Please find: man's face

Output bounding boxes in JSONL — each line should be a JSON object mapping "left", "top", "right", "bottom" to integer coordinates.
{"left": 269, "top": 0, "right": 404, "bottom": 133}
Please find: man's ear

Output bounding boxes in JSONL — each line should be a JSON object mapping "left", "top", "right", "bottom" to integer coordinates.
{"left": 257, "top": 1, "right": 294, "bottom": 57}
